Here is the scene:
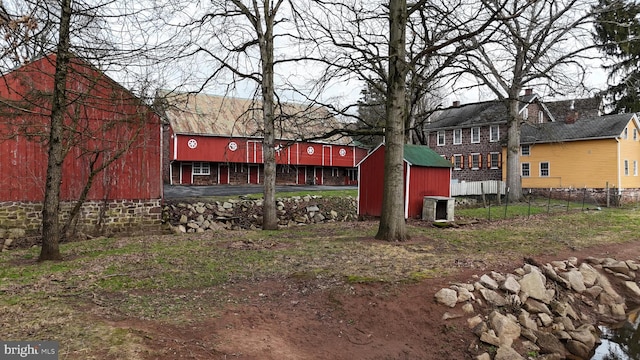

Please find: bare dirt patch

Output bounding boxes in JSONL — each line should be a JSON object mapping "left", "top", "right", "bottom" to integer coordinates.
{"left": 96, "top": 233, "right": 640, "bottom": 359}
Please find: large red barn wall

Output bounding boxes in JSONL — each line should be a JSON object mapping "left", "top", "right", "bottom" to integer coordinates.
{"left": 0, "top": 55, "right": 162, "bottom": 202}
{"left": 0, "top": 55, "right": 163, "bottom": 237}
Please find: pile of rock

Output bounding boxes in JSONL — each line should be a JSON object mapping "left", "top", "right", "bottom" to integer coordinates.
{"left": 434, "top": 256, "right": 640, "bottom": 360}
{"left": 163, "top": 195, "right": 358, "bottom": 233}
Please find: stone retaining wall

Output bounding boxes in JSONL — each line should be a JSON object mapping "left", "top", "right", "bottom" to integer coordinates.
{"left": 0, "top": 199, "right": 162, "bottom": 250}
{"left": 435, "top": 256, "right": 640, "bottom": 360}
{"left": 163, "top": 195, "right": 358, "bottom": 233}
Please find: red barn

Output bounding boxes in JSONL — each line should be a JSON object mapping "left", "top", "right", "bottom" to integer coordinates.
{"left": 358, "top": 143, "right": 452, "bottom": 218}
{"left": 0, "top": 54, "right": 162, "bottom": 236}
{"left": 158, "top": 91, "right": 369, "bottom": 186}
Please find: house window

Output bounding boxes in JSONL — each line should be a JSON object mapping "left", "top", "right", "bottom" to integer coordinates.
{"left": 540, "top": 162, "right": 550, "bottom": 177}
{"left": 521, "top": 145, "right": 530, "bottom": 156}
{"left": 490, "top": 125, "right": 499, "bottom": 142}
{"left": 437, "top": 130, "right": 446, "bottom": 146}
{"left": 521, "top": 163, "right": 530, "bottom": 177}
{"left": 488, "top": 152, "right": 501, "bottom": 169}
{"left": 192, "top": 162, "right": 211, "bottom": 175}
{"left": 634, "top": 129, "right": 638, "bottom": 141}
{"left": 624, "top": 160, "right": 629, "bottom": 176}
{"left": 470, "top": 153, "right": 481, "bottom": 170}
{"left": 623, "top": 128, "right": 628, "bottom": 139}
{"left": 522, "top": 107, "right": 529, "bottom": 120}
{"left": 635, "top": 161, "right": 638, "bottom": 176}
{"left": 471, "top": 127, "right": 480, "bottom": 143}
{"left": 538, "top": 111, "right": 544, "bottom": 124}
{"left": 453, "top": 154, "right": 463, "bottom": 170}
{"left": 453, "top": 129, "right": 462, "bottom": 145}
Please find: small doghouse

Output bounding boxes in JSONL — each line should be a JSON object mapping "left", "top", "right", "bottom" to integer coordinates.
{"left": 422, "top": 196, "right": 455, "bottom": 222}
{"left": 358, "top": 143, "right": 452, "bottom": 218}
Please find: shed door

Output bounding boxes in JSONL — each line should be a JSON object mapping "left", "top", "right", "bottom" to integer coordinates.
{"left": 182, "top": 163, "right": 192, "bottom": 185}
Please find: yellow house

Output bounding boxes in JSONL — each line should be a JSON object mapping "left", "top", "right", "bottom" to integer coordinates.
{"left": 506, "top": 113, "right": 640, "bottom": 190}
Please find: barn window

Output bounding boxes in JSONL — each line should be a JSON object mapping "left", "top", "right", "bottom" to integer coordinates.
{"left": 332, "top": 168, "right": 339, "bottom": 177}
{"left": 192, "top": 162, "right": 210, "bottom": 175}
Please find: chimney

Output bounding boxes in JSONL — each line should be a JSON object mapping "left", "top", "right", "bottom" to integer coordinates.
{"left": 565, "top": 111, "right": 578, "bottom": 124}
{"left": 453, "top": 100, "right": 460, "bottom": 107}
{"left": 525, "top": 88, "right": 533, "bottom": 96}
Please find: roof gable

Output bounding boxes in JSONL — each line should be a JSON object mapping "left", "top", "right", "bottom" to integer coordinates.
{"left": 521, "top": 113, "right": 636, "bottom": 144}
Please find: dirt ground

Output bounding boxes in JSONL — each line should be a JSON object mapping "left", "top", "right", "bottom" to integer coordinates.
{"left": 103, "top": 237, "right": 640, "bottom": 360}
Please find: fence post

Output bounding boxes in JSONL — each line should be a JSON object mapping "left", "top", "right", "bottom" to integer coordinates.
{"left": 547, "top": 188, "right": 552, "bottom": 214}
{"left": 582, "top": 187, "right": 586, "bottom": 211}
{"left": 606, "top": 182, "right": 610, "bottom": 208}
{"left": 488, "top": 203, "right": 491, "bottom": 221}
{"left": 504, "top": 187, "right": 510, "bottom": 219}
{"left": 481, "top": 183, "right": 487, "bottom": 208}
{"left": 566, "top": 187, "right": 571, "bottom": 212}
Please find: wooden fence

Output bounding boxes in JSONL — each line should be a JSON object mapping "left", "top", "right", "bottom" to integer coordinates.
{"left": 450, "top": 180, "right": 506, "bottom": 197}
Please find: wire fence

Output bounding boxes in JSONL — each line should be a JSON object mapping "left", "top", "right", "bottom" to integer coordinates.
{"left": 456, "top": 186, "right": 639, "bottom": 221}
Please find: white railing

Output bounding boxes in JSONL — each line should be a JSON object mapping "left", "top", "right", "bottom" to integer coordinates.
{"left": 450, "top": 180, "right": 506, "bottom": 197}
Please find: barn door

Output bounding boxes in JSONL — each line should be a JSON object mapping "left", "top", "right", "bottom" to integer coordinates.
{"left": 219, "top": 165, "right": 229, "bottom": 184}
{"left": 182, "top": 163, "right": 192, "bottom": 185}
{"left": 249, "top": 165, "right": 260, "bottom": 184}
{"left": 297, "top": 166, "right": 306, "bottom": 185}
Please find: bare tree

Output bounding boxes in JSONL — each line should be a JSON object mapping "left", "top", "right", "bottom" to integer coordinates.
{"left": 172, "top": 0, "right": 304, "bottom": 230}
{"left": 296, "top": 0, "right": 501, "bottom": 240}
{"left": 455, "top": 0, "right": 597, "bottom": 200}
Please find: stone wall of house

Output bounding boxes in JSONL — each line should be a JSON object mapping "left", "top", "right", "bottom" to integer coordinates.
{"left": 0, "top": 199, "right": 162, "bottom": 247}
{"left": 427, "top": 124, "right": 505, "bottom": 182}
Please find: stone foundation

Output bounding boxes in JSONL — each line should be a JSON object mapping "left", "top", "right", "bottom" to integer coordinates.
{"left": 0, "top": 199, "right": 163, "bottom": 247}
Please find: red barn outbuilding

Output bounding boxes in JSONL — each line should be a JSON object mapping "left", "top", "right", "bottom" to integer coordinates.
{"left": 358, "top": 143, "right": 452, "bottom": 219}
{"left": 158, "top": 91, "right": 369, "bottom": 186}
{"left": 0, "top": 54, "right": 162, "bottom": 237}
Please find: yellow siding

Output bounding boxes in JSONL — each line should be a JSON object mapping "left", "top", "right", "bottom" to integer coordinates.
{"left": 619, "top": 121, "right": 640, "bottom": 188}
{"left": 500, "top": 118, "right": 640, "bottom": 190}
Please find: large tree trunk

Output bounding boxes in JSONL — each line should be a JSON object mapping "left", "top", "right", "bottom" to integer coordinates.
{"left": 505, "top": 96, "right": 523, "bottom": 202}
{"left": 260, "top": 5, "right": 278, "bottom": 230}
{"left": 375, "top": 0, "right": 408, "bottom": 241}
{"left": 39, "top": 0, "right": 72, "bottom": 261}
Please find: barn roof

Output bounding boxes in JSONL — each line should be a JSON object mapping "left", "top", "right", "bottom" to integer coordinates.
{"left": 520, "top": 113, "right": 637, "bottom": 144}
{"left": 404, "top": 144, "right": 452, "bottom": 168}
{"left": 157, "top": 90, "right": 353, "bottom": 145}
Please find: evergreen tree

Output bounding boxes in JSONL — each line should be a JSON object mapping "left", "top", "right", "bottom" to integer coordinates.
{"left": 355, "top": 81, "right": 386, "bottom": 148}
{"left": 594, "top": 0, "right": 640, "bottom": 113}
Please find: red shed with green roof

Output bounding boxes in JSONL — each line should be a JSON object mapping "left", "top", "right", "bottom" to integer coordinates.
{"left": 357, "top": 143, "right": 452, "bottom": 218}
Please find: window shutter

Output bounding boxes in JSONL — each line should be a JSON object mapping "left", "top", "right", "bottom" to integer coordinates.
{"left": 498, "top": 153, "right": 502, "bottom": 168}
{"left": 468, "top": 155, "right": 472, "bottom": 168}
{"left": 478, "top": 154, "right": 482, "bottom": 169}
{"left": 486, "top": 153, "right": 491, "bottom": 168}
{"left": 450, "top": 156, "right": 455, "bottom": 165}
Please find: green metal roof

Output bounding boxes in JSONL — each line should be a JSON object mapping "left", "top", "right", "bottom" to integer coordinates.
{"left": 403, "top": 144, "right": 452, "bottom": 168}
